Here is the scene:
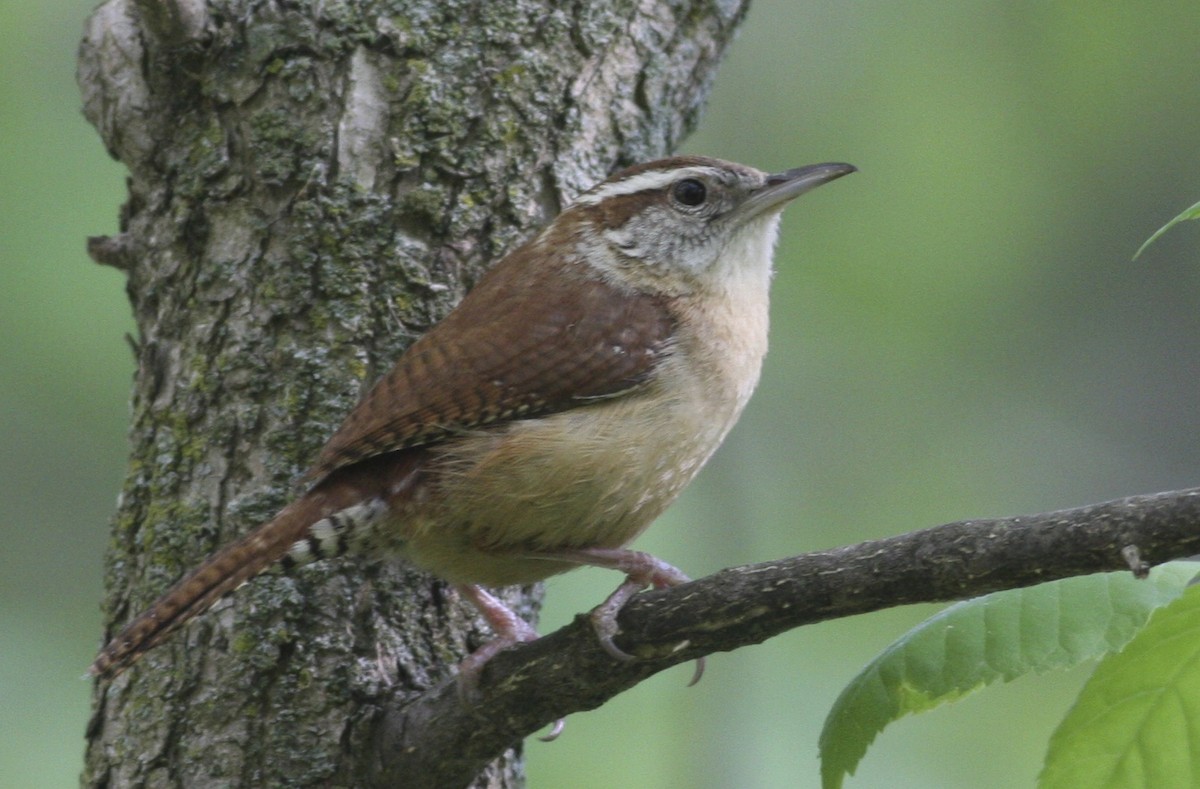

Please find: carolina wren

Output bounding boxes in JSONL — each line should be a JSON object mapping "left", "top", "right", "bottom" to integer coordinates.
{"left": 91, "top": 155, "right": 855, "bottom": 681}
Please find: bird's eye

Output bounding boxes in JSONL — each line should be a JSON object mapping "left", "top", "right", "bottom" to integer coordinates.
{"left": 672, "top": 178, "right": 707, "bottom": 207}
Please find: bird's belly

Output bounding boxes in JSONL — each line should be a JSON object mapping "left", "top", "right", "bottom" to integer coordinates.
{"left": 399, "top": 381, "right": 737, "bottom": 587}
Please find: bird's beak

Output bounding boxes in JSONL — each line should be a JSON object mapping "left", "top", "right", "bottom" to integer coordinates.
{"left": 738, "top": 162, "right": 857, "bottom": 220}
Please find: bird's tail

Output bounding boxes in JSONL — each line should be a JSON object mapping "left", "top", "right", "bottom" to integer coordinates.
{"left": 89, "top": 494, "right": 328, "bottom": 679}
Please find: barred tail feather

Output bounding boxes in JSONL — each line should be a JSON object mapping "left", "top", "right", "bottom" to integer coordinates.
{"left": 90, "top": 493, "right": 331, "bottom": 679}
{"left": 91, "top": 452, "right": 422, "bottom": 680}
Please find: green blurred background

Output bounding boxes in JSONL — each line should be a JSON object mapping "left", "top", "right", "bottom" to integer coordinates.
{"left": 4, "top": 1, "right": 1199, "bottom": 786}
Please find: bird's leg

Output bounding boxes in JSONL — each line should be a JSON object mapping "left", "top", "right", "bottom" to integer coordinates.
{"left": 543, "top": 547, "right": 705, "bottom": 686}
{"left": 455, "top": 583, "right": 539, "bottom": 695}
{"left": 455, "top": 583, "right": 566, "bottom": 740}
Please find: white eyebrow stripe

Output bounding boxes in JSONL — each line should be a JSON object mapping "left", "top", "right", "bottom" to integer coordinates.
{"left": 573, "top": 167, "right": 723, "bottom": 206}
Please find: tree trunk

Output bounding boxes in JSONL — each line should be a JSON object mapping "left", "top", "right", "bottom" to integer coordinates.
{"left": 78, "top": 1, "right": 747, "bottom": 786}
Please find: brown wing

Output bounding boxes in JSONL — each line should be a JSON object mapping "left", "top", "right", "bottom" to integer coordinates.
{"left": 305, "top": 244, "right": 675, "bottom": 482}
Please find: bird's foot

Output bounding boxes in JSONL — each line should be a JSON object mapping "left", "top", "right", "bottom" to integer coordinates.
{"left": 545, "top": 548, "right": 705, "bottom": 685}
{"left": 455, "top": 584, "right": 567, "bottom": 740}
{"left": 455, "top": 584, "right": 540, "bottom": 701}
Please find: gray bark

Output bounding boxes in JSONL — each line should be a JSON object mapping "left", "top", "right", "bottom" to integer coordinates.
{"left": 78, "top": 1, "right": 748, "bottom": 787}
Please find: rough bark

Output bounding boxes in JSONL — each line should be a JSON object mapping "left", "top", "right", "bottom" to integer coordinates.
{"left": 78, "top": 1, "right": 748, "bottom": 787}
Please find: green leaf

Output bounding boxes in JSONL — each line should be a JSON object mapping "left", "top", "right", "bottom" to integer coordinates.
{"left": 819, "top": 563, "right": 1198, "bottom": 789}
{"left": 1040, "top": 581, "right": 1200, "bottom": 788}
{"left": 1133, "top": 199, "right": 1200, "bottom": 259}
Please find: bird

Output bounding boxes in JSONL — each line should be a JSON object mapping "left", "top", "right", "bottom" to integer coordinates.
{"left": 90, "top": 155, "right": 856, "bottom": 687}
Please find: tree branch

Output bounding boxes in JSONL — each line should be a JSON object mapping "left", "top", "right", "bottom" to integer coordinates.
{"left": 371, "top": 487, "right": 1200, "bottom": 788}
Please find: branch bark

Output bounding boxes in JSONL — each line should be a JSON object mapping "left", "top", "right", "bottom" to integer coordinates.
{"left": 78, "top": 1, "right": 747, "bottom": 787}
{"left": 372, "top": 487, "right": 1200, "bottom": 788}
